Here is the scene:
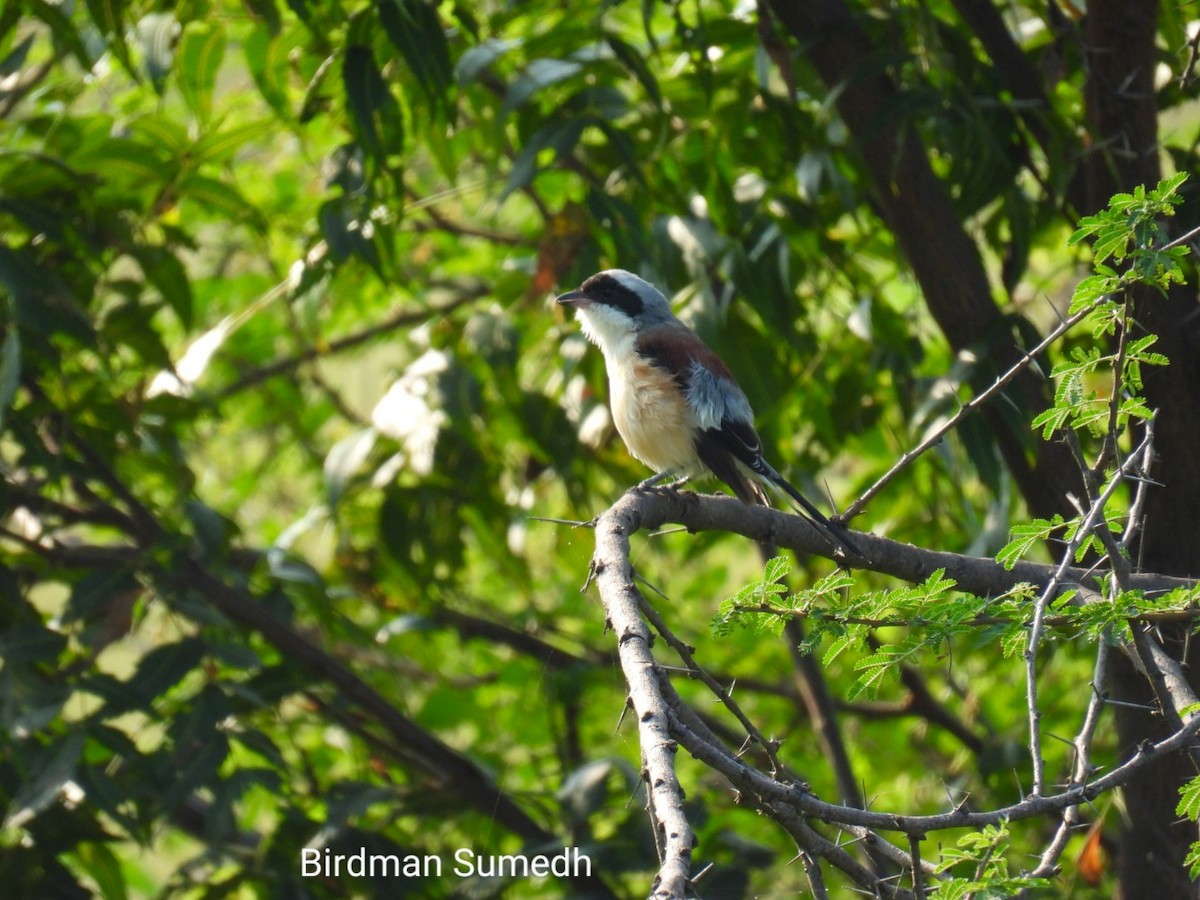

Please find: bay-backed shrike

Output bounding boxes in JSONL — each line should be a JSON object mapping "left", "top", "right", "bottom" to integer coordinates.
{"left": 557, "top": 269, "right": 861, "bottom": 558}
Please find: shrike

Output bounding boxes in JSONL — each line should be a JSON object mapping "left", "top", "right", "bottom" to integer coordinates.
{"left": 557, "top": 269, "right": 861, "bottom": 557}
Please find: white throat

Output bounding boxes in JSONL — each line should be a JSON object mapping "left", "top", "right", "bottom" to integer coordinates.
{"left": 575, "top": 305, "right": 638, "bottom": 364}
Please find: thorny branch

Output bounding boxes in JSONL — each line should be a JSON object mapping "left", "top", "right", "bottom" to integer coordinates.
{"left": 1024, "top": 430, "right": 1154, "bottom": 795}
{"left": 1026, "top": 641, "right": 1111, "bottom": 882}
{"left": 586, "top": 520, "right": 695, "bottom": 900}
{"left": 635, "top": 593, "right": 784, "bottom": 775}
{"left": 587, "top": 488, "right": 1200, "bottom": 896}
{"left": 621, "top": 489, "right": 1195, "bottom": 598}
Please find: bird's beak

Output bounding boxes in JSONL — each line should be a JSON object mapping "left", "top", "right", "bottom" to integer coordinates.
{"left": 555, "top": 290, "right": 591, "bottom": 308}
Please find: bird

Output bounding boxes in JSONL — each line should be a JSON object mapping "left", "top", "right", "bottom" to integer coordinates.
{"left": 556, "top": 269, "right": 862, "bottom": 558}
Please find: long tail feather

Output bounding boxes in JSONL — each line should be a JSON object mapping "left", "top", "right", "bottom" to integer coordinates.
{"left": 763, "top": 467, "right": 863, "bottom": 558}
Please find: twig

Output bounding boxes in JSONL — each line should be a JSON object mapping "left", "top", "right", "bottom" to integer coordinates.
{"left": 215, "top": 288, "right": 485, "bottom": 400}
{"left": 1180, "top": 24, "right": 1200, "bottom": 88}
{"left": 839, "top": 823, "right": 939, "bottom": 880}
{"left": 637, "top": 593, "right": 783, "bottom": 775}
{"left": 668, "top": 686, "right": 1200, "bottom": 834}
{"left": 1025, "top": 640, "right": 1110, "bottom": 882}
{"left": 722, "top": 598, "right": 1200, "bottom": 632}
{"left": 1121, "top": 418, "right": 1157, "bottom": 551}
{"left": 4, "top": 483, "right": 139, "bottom": 532}
{"left": 842, "top": 298, "right": 1103, "bottom": 522}
{"left": 1024, "top": 430, "right": 1152, "bottom": 795}
{"left": 405, "top": 188, "right": 530, "bottom": 246}
{"left": 799, "top": 850, "right": 831, "bottom": 900}
{"left": 1163, "top": 220, "right": 1200, "bottom": 251}
{"left": 1094, "top": 301, "right": 1132, "bottom": 473}
{"left": 785, "top": 619, "right": 865, "bottom": 808}
{"left": 909, "top": 832, "right": 926, "bottom": 896}
{"left": 1125, "top": 625, "right": 1200, "bottom": 737}
{"left": 760, "top": 796, "right": 914, "bottom": 898}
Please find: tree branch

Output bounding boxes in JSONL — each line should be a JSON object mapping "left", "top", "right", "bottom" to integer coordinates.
{"left": 215, "top": 287, "right": 485, "bottom": 401}
{"left": 620, "top": 489, "right": 1195, "bottom": 599}
{"left": 586, "top": 516, "right": 695, "bottom": 899}
{"left": 586, "top": 489, "right": 1200, "bottom": 856}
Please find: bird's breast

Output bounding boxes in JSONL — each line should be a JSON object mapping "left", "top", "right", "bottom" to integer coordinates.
{"left": 606, "top": 354, "right": 701, "bottom": 475}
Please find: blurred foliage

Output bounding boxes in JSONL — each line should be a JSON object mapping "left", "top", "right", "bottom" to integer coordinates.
{"left": 0, "top": 0, "right": 1197, "bottom": 897}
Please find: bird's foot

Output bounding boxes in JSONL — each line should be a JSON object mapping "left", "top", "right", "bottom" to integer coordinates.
{"left": 634, "top": 471, "right": 691, "bottom": 492}
{"left": 634, "top": 471, "right": 673, "bottom": 491}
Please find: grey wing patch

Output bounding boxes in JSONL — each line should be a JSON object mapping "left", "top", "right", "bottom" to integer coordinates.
{"left": 685, "top": 360, "right": 754, "bottom": 432}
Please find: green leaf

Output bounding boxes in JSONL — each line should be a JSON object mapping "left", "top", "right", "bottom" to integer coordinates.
{"left": 177, "top": 22, "right": 227, "bottom": 124}
{"left": 1092, "top": 224, "right": 1129, "bottom": 265}
{"left": 378, "top": 0, "right": 453, "bottom": 109}
{"left": 101, "top": 296, "right": 173, "bottom": 368}
{"left": 558, "top": 759, "right": 620, "bottom": 827}
{"left": 1187, "top": 841, "right": 1200, "bottom": 880}
{"left": 158, "top": 733, "right": 230, "bottom": 816}
{"left": 189, "top": 119, "right": 274, "bottom": 168}
{"left": 0, "top": 623, "right": 68, "bottom": 663}
{"left": 0, "top": 325, "right": 20, "bottom": 434}
{"left": 342, "top": 44, "right": 404, "bottom": 159}
{"left": 606, "top": 33, "right": 661, "bottom": 106}
{"left": 69, "top": 135, "right": 173, "bottom": 187}
{"left": 849, "top": 645, "right": 908, "bottom": 700}
{"left": 3, "top": 730, "right": 86, "bottom": 829}
{"left": 266, "top": 550, "right": 326, "bottom": 589}
{"left": 125, "top": 637, "right": 206, "bottom": 706}
{"left": 243, "top": 23, "right": 294, "bottom": 119}
{"left": 85, "top": 0, "right": 136, "bottom": 78}
{"left": 184, "top": 499, "right": 238, "bottom": 560}
{"left": 318, "top": 198, "right": 352, "bottom": 261}
{"left": 127, "top": 114, "right": 191, "bottom": 160}
{"left": 177, "top": 173, "right": 268, "bottom": 232}
{"left": 1178, "top": 775, "right": 1200, "bottom": 821}
{"left": 70, "top": 842, "right": 127, "bottom": 900}
{"left": 130, "top": 245, "right": 193, "bottom": 328}
{"left": 379, "top": 485, "right": 463, "bottom": 581}
{"left": 63, "top": 569, "right": 138, "bottom": 624}
{"left": 502, "top": 118, "right": 586, "bottom": 200}
{"left": 299, "top": 52, "right": 337, "bottom": 123}
{"left": 504, "top": 58, "right": 583, "bottom": 113}
{"left": 0, "top": 35, "right": 34, "bottom": 86}
{"left": 455, "top": 38, "right": 518, "bottom": 86}
{"left": 1069, "top": 274, "right": 1115, "bottom": 312}
{"left": 243, "top": 0, "right": 281, "bottom": 33}
{"left": 230, "top": 729, "right": 287, "bottom": 770}
{"left": 998, "top": 517, "right": 1064, "bottom": 569}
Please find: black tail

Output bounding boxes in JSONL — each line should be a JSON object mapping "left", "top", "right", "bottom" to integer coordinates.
{"left": 766, "top": 469, "right": 863, "bottom": 559}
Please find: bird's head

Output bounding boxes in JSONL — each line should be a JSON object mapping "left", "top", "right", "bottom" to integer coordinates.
{"left": 556, "top": 269, "right": 675, "bottom": 352}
